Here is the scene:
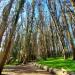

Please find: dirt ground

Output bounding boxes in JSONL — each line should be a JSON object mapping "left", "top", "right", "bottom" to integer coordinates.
{"left": 2, "top": 63, "right": 52, "bottom": 75}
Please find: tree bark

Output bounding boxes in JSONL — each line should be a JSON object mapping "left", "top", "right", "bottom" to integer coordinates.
{"left": 0, "top": 0, "right": 25, "bottom": 74}
{"left": 70, "top": 0, "right": 75, "bottom": 12}
{"left": 0, "top": 0, "right": 14, "bottom": 45}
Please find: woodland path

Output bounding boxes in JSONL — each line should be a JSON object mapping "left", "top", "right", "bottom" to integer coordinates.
{"left": 2, "top": 63, "right": 51, "bottom": 75}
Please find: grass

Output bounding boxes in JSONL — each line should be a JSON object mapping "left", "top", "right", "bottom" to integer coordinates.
{"left": 5, "top": 59, "right": 20, "bottom": 67}
{"left": 37, "top": 57, "right": 75, "bottom": 72}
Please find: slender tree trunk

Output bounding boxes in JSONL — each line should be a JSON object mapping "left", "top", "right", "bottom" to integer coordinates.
{"left": 70, "top": 0, "right": 75, "bottom": 60}
{"left": 47, "top": 0, "right": 67, "bottom": 59}
{"left": 70, "top": 0, "right": 75, "bottom": 12}
{"left": 71, "top": 40, "right": 75, "bottom": 60}
{"left": 67, "top": 12, "right": 75, "bottom": 60}
{"left": 0, "top": 0, "right": 14, "bottom": 45}
{"left": 0, "top": 37, "right": 12, "bottom": 74}
{"left": 0, "top": 0, "right": 25, "bottom": 74}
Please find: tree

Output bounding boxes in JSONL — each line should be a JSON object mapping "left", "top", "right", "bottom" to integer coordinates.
{"left": 0, "top": 0, "right": 25, "bottom": 74}
{"left": 37, "top": 0, "right": 47, "bottom": 60}
{"left": 0, "top": 0, "right": 14, "bottom": 45}
{"left": 70, "top": 0, "right": 75, "bottom": 12}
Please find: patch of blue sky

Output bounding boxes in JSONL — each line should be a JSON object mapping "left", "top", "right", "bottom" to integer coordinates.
{"left": 26, "top": 0, "right": 32, "bottom": 5}
{"left": 69, "top": 24, "right": 74, "bottom": 37}
{"left": 42, "top": 0, "right": 50, "bottom": 25}
{"left": 56, "top": 0, "right": 61, "bottom": 18}
{"left": 66, "top": 0, "right": 74, "bottom": 10}
{"left": 0, "top": 0, "right": 10, "bottom": 16}
{"left": 35, "top": 6, "right": 39, "bottom": 18}
{"left": 66, "top": 0, "right": 71, "bottom": 3}
{"left": 74, "top": 39, "right": 75, "bottom": 45}
{"left": 43, "top": 6, "right": 50, "bottom": 25}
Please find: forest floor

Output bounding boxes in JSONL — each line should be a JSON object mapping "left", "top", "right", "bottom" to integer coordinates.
{"left": 2, "top": 63, "right": 51, "bottom": 75}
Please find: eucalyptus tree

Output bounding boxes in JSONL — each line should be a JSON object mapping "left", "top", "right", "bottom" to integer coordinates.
{"left": 69, "top": 0, "right": 75, "bottom": 60}
{"left": 0, "top": 0, "right": 25, "bottom": 74}
{"left": 0, "top": 0, "right": 14, "bottom": 45}
{"left": 37, "top": 0, "right": 48, "bottom": 60}
{"left": 66, "top": 8, "right": 75, "bottom": 60}
{"left": 28, "top": 0, "right": 36, "bottom": 61}
{"left": 47, "top": 0, "right": 62, "bottom": 57}
{"left": 58, "top": 0, "right": 71, "bottom": 59}
{"left": 70, "top": 0, "right": 75, "bottom": 12}
{"left": 47, "top": 0, "right": 71, "bottom": 59}
{"left": 22, "top": 0, "right": 36, "bottom": 62}
{"left": 59, "top": 0, "right": 75, "bottom": 60}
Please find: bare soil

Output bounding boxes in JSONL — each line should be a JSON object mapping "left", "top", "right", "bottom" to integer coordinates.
{"left": 2, "top": 63, "right": 51, "bottom": 75}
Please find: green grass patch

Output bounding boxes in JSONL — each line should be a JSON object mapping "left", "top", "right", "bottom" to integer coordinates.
{"left": 5, "top": 59, "right": 21, "bottom": 67}
{"left": 37, "top": 57, "right": 75, "bottom": 72}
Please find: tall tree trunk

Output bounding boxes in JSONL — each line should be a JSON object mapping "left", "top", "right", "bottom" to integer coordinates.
{"left": 0, "top": 37, "right": 13, "bottom": 73}
{"left": 67, "top": 13, "right": 75, "bottom": 60}
{"left": 70, "top": 0, "right": 75, "bottom": 12}
{"left": 47, "top": 0, "right": 67, "bottom": 59}
{"left": 0, "top": 0, "right": 14, "bottom": 45}
{"left": 0, "top": 0, "right": 25, "bottom": 74}
{"left": 71, "top": 38, "right": 75, "bottom": 60}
